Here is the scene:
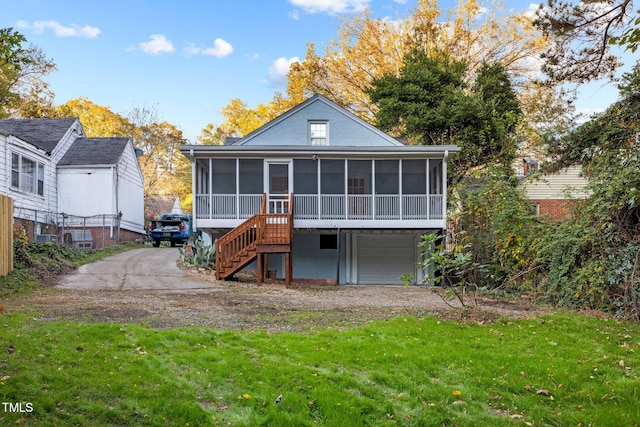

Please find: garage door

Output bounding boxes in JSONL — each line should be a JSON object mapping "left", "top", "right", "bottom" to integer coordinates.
{"left": 357, "top": 235, "right": 416, "bottom": 285}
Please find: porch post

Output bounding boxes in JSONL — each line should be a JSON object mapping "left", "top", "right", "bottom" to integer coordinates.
{"left": 336, "top": 228, "right": 341, "bottom": 285}
{"left": 191, "top": 153, "right": 197, "bottom": 231}
{"left": 285, "top": 252, "right": 292, "bottom": 288}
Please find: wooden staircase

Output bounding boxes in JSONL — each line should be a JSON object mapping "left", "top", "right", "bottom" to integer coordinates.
{"left": 215, "top": 193, "right": 294, "bottom": 287}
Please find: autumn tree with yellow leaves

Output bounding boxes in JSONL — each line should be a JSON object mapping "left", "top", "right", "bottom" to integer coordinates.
{"left": 56, "top": 98, "right": 193, "bottom": 211}
{"left": 202, "top": 0, "right": 562, "bottom": 153}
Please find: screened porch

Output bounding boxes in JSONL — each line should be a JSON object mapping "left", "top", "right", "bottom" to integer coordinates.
{"left": 194, "top": 157, "right": 446, "bottom": 227}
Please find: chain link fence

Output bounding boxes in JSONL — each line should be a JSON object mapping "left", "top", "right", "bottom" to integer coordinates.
{"left": 13, "top": 206, "right": 123, "bottom": 250}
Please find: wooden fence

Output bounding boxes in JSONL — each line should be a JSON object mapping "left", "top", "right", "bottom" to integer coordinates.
{"left": 0, "top": 194, "right": 14, "bottom": 276}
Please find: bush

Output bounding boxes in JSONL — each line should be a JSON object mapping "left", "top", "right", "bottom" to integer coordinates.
{"left": 179, "top": 237, "right": 216, "bottom": 270}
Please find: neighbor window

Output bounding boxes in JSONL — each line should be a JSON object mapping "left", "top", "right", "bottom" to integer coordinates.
{"left": 11, "top": 152, "right": 45, "bottom": 196}
{"left": 309, "top": 121, "right": 328, "bottom": 146}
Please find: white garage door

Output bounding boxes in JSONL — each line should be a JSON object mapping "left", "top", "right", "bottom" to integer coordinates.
{"left": 357, "top": 235, "right": 417, "bottom": 285}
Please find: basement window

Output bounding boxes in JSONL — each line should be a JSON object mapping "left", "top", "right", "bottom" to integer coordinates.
{"left": 319, "top": 234, "right": 338, "bottom": 250}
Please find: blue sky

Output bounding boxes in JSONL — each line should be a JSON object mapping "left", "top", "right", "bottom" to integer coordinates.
{"left": 3, "top": 0, "right": 632, "bottom": 142}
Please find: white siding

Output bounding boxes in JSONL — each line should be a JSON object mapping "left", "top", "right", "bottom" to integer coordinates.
{"left": 58, "top": 167, "right": 115, "bottom": 216}
{"left": 116, "top": 143, "right": 144, "bottom": 233}
{"left": 3, "top": 135, "right": 55, "bottom": 219}
{"left": 49, "top": 119, "right": 84, "bottom": 214}
{"left": 521, "top": 165, "right": 590, "bottom": 200}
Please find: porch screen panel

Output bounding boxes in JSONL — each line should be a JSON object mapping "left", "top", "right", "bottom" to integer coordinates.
{"left": 321, "top": 159, "right": 344, "bottom": 219}
{"left": 402, "top": 159, "right": 427, "bottom": 220}
{"left": 239, "top": 159, "right": 263, "bottom": 217}
{"left": 402, "top": 160, "right": 426, "bottom": 194}
{"left": 348, "top": 160, "right": 372, "bottom": 219}
{"left": 294, "top": 159, "right": 318, "bottom": 219}
{"left": 375, "top": 160, "right": 399, "bottom": 220}
{"left": 294, "top": 159, "right": 318, "bottom": 194}
{"left": 196, "top": 159, "right": 209, "bottom": 193}
{"left": 212, "top": 159, "right": 236, "bottom": 194}
{"left": 347, "top": 160, "right": 371, "bottom": 194}
{"left": 429, "top": 159, "right": 444, "bottom": 219}
{"left": 321, "top": 160, "right": 344, "bottom": 194}
{"left": 429, "top": 159, "right": 443, "bottom": 194}
{"left": 239, "top": 159, "right": 263, "bottom": 193}
{"left": 212, "top": 159, "right": 236, "bottom": 218}
{"left": 195, "top": 159, "right": 210, "bottom": 219}
{"left": 375, "top": 160, "right": 399, "bottom": 194}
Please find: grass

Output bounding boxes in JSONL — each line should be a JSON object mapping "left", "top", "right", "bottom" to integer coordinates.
{"left": 1, "top": 312, "right": 639, "bottom": 426}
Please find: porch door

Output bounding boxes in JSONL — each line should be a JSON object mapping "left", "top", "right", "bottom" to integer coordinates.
{"left": 266, "top": 161, "right": 291, "bottom": 213}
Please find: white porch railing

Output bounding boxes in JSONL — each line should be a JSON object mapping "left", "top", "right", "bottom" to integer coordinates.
{"left": 239, "top": 194, "right": 262, "bottom": 218}
{"left": 195, "top": 194, "right": 443, "bottom": 221}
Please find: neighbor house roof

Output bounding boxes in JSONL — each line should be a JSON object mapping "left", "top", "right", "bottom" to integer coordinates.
{"left": 146, "top": 194, "right": 183, "bottom": 215}
{"left": 57, "top": 138, "right": 129, "bottom": 166}
{"left": 0, "top": 117, "right": 79, "bottom": 154}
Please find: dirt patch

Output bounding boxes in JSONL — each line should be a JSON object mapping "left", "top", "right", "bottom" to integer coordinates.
{"left": 4, "top": 269, "right": 544, "bottom": 331}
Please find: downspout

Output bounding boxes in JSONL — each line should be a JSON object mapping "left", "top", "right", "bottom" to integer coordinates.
{"left": 190, "top": 149, "right": 197, "bottom": 233}
{"left": 336, "top": 228, "right": 341, "bottom": 285}
{"left": 442, "top": 149, "right": 449, "bottom": 246}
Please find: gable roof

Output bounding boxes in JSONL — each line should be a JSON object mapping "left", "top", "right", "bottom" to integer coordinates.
{"left": 57, "top": 138, "right": 129, "bottom": 166}
{"left": 146, "top": 194, "right": 183, "bottom": 215}
{"left": 0, "top": 118, "right": 79, "bottom": 154}
{"left": 233, "top": 94, "right": 404, "bottom": 147}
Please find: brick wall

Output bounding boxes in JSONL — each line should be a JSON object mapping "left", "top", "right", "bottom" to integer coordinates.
{"left": 13, "top": 217, "right": 142, "bottom": 248}
{"left": 530, "top": 199, "right": 576, "bottom": 221}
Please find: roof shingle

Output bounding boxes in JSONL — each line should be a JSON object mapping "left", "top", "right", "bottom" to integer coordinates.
{"left": 0, "top": 118, "right": 79, "bottom": 153}
{"left": 58, "top": 138, "right": 129, "bottom": 166}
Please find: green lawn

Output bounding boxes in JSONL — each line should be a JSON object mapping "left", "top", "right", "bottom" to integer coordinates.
{"left": 1, "top": 312, "right": 639, "bottom": 426}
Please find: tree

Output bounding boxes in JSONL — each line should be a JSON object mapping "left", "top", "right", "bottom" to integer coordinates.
{"left": 534, "top": 61, "right": 640, "bottom": 319}
{"left": 0, "top": 27, "right": 56, "bottom": 117}
{"left": 368, "top": 51, "right": 522, "bottom": 182}
{"left": 534, "top": 0, "right": 637, "bottom": 83}
{"left": 56, "top": 99, "right": 192, "bottom": 211}
{"left": 203, "top": 0, "right": 549, "bottom": 140}
{"left": 56, "top": 97, "right": 132, "bottom": 137}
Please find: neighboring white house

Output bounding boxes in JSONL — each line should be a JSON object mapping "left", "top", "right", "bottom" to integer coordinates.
{"left": 0, "top": 118, "right": 144, "bottom": 242}
{"left": 179, "top": 95, "right": 459, "bottom": 285}
{"left": 57, "top": 137, "right": 145, "bottom": 235}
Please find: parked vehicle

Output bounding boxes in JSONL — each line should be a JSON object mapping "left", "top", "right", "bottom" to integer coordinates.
{"left": 148, "top": 213, "right": 192, "bottom": 247}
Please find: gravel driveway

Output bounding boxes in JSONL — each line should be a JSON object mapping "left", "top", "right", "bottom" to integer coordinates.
{"left": 10, "top": 247, "right": 539, "bottom": 330}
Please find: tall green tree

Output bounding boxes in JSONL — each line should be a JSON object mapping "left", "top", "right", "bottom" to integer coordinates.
{"left": 368, "top": 51, "right": 522, "bottom": 182}
{"left": 535, "top": 0, "right": 636, "bottom": 83}
{"left": 0, "top": 27, "right": 56, "bottom": 117}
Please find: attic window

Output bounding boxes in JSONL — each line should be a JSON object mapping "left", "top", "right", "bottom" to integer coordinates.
{"left": 309, "top": 121, "right": 328, "bottom": 146}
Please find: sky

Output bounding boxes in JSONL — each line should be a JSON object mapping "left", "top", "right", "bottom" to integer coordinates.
{"left": 3, "top": 0, "right": 635, "bottom": 142}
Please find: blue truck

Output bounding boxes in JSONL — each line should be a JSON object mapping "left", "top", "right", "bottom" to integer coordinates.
{"left": 148, "top": 213, "right": 192, "bottom": 247}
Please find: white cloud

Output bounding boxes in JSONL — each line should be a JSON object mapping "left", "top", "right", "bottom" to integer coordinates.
{"left": 139, "top": 34, "right": 175, "bottom": 55}
{"left": 202, "top": 38, "right": 233, "bottom": 58}
{"left": 17, "top": 20, "right": 100, "bottom": 38}
{"left": 268, "top": 56, "right": 299, "bottom": 87}
{"left": 522, "top": 3, "right": 542, "bottom": 20}
{"left": 289, "top": 0, "right": 372, "bottom": 15}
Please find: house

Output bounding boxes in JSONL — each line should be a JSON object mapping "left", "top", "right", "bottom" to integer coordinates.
{"left": 57, "top": 137, "right": 145, "bottom": 244}
{"left": 520, "top": 161, "right": 590, "bottom": 221}
{"left": 179, "top": 95, "right": 458, "bottom": 285}
{"left": 0, "top": 118, "right": 144, "bottom": 245}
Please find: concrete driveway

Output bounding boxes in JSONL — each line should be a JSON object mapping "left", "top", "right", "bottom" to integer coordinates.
{"left": 57, "top": 247, "right": 219, "bottom": 292}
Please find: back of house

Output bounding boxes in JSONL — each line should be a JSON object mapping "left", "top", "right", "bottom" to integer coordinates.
{"left": 180, "top": 95, "right": 458, "bottom": 285}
